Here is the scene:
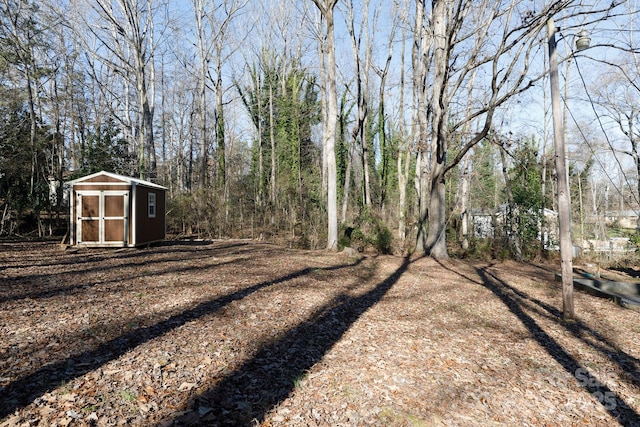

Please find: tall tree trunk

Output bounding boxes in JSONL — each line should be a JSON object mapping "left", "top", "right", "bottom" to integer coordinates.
{"left": 413, "top": 0, "right": 431, "bottom": 254}
{"left": 633, "top": 125, "right": 640, "bottom": 234}
{"left": 194, "top": 0, "right": 208, "bottom": 188}
{"left": 258, "top": 73, "right": 265, "bottom": 210}
{"left": 269, "top": 83, "right": 277, "bottom": 222}
{"left": 258, "top": 122, "right": 265, "bottom": 209}
{"left": 459, "top": 157, "right": 470, "bottom": 250}
{"left": 325, "top": 5, "right": 339, "bottom": 250}
{"left": 216, "top": 55, "right": 226, "bottom": 192}
{"left": 141, "top": 85, "right": 156, "bottom": 180}
{"left": 341, "top": 136, "right": 355, "bottom": 224}
{"left": 26, "top": 66, "right": 37, "bottom": 198}
{"left": 424, "top": 0, "right": 449, "bottom": 259}
{"left": 312, "top": 0, "right": 339, "bottom": 250}
{"left": 140, "top": 0, "right": 157, "bottom": 180}
{"left": 346, "top": 0, "right": 371, "bottom": 209}
{"left": 160, "top": 57, "right": 167, "bottom": 184}
{"left": 397, "top": 23, "right": 409, "bottom": 242}
{"left": 317, "top": 21, "right": 329, "bottom": 198}
{"left": 376, "top": 6, "right": 395, "bottom": 209}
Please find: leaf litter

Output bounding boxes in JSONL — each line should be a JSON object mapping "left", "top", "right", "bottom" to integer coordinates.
{"left": 0, "top": 241, "right": 639, "bottom": 426}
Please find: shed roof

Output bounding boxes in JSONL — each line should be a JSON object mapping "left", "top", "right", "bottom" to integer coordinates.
{"left": 66, "top": 170, "right": 167, "bottom": 190}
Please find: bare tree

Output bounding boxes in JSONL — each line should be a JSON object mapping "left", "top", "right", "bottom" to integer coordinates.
{"left": 72, "top": 0, "right": 160, "bottom": 180}
{"left": 345, "top": 0, "right": 374, "bottom": 208}
{"left": 191, "top": 0, "right": 247, "bottom": 227}
{"left": 412, "top": 0, "right": 432, "bottom": 254}
{"left": 374, "top": 9, "right": 398, "bottom": 210}
{"left": 592, "top": 65, "right": 640, "bottom": 230}
{"left": 311, "top": 0, "right": 339, "bottom": 250}
{"left": 193, "top": 0, "right": 210, "bottom": 188}
{"left": 415, "top": 0, "right": 626, "bottom": 258}
{"left": 396, "top": 2, "right": 412, "bottom": 242}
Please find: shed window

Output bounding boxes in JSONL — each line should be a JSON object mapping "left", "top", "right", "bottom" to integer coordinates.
{"left": 148, "top": 193, "right": 156, "bottom": 218}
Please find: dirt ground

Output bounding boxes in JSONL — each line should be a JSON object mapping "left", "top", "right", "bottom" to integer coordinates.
{"left": 1, "top": 240, "right": 639, "bottom": 426}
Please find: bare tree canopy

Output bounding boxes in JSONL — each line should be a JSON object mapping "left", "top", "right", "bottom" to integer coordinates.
{"left": 0, "top": 0, "right": 638, "bottom": 259}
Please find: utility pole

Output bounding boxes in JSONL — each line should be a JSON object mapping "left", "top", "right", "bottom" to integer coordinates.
{"left": 547, "top": 18, "right": 574, "bottom": 320}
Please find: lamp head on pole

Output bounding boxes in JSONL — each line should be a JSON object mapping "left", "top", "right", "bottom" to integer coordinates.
{"left": 575, "top": 29, "right": 591, "bottom": 51}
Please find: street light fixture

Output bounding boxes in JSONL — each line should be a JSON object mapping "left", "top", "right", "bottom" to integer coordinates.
{"left": 575, "top": 29, "right": 591, "bottom": 52}
{"left": 547, "top": 19, "right": 589, "bottom": 321}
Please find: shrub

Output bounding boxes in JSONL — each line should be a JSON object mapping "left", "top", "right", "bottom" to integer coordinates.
{"left": 373, "top": 223, "right": 393, "bottom": 254}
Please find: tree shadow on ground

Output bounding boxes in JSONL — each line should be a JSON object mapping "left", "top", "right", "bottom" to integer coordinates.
{"left": 161, "top": 256, "right": 412, "bottom": 426}
{"left": 498, "top": 266, "right": 640, "bottom": 378}
{"left": 0, "top": 239, "right": 239, "bottom": 276}
{"left": 437, "top": 260, "right": 639, "bottom": 425}
{"left": 0, "top": 255, "right": 365, "bottom": 418}
{"left": 0, "top": 241, "right": 256, "bottom": 303}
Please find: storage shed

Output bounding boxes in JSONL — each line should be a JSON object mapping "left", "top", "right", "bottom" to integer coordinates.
{"left": 67, "top": 171, "right": 166, "bottom": 247}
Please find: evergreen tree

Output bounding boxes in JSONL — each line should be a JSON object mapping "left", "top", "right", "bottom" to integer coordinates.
{"left": 0, "top": 106, "right": 51, "bottom": 233}
{"left": 508, "top": 137, "right": 546, "bottom": 259}
{"left": 69, "top": 120, "right": 134, "bottom": 178}
{"left": 470, "top": 141, "right": 499, "bottom": 212}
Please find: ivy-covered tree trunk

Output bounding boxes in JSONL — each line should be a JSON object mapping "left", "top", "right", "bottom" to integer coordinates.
{"left": 376, "top": 18, "right": 395, "bottom": 209}
{"left": 216, "top": 56, "right": 226, "bottom": 193}
{"left": 269, "top": 83, "right": 277, "bottom": 222}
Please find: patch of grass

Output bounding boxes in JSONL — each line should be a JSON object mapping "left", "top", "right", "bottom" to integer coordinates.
{"left": 96, "top": 392, "right": 112, "bottom": 408}
{"left": 377, "top": 407, "right": 427, "bottom": 426}
{"left": 120, "top": 389, "right": 136, "bottom": 402}
{"left": 84, "top": 326, "right": 102, "bottom": 339}
{"left": 290, "top": 371, "right": 308, "bottom": 389}
{"left": 57, "top": 380, "right": 73, "bottom": 394}
{"left": 583, "top": 361, "right": 600, "bottom": 369}
{"left": 82, "top": 404, "right": 99, "bottom": 413}
{"left": 526, "top": 280, "right": 544, "bottom": 289}
{"left": 126, "top": 322, "right": 139, "bottom": 330}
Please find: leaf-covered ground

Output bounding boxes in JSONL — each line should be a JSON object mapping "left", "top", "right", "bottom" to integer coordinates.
{"left": 1, "top": 240, "right": 639, "bottom": 426}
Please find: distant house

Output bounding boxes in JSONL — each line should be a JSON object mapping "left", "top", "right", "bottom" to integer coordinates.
{"left": 470, "top": 205, "right": 558, "bottom": 242}
{"left": 67, "top": 171, "right": 166, "bottom": 247}
{"left": 603, "top": 210, "right": 639, "bottom": 230}
{"left": 470, "top": 208, "right": 495, "bottom": 239}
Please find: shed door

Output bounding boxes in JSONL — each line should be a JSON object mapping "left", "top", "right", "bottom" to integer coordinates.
{"left": 76, "top": 191, "right": 130, "bottom": 246}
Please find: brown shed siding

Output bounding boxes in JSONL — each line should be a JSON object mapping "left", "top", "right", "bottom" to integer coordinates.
{"left": 83, "top": 175, "right": 124, "bottom": 183}
{"left": 134, "top": 185, "right": 165, "bottom": 245}
{"left": 73, "top": 184, "right": 130, "bottom": 191}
